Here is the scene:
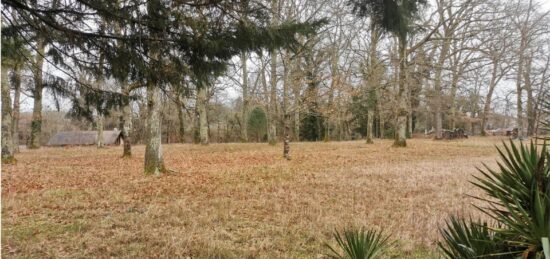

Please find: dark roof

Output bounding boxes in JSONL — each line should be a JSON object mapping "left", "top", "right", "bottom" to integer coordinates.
{"left": 47, "top": 130, "right": 122, "bottom": 146}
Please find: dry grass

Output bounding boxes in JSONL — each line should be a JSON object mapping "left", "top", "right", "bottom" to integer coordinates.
{"left": 2, "top": 137, "right": 508, "bottom": 258}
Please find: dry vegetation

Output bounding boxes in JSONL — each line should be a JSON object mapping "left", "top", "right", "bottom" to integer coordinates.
{"left": 2, "top": 137, "right": 508, "bottom": 258}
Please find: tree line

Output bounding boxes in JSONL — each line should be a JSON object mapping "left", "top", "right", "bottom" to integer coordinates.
{"left": 2, "top": 0, "right": 549, "bottom": 171}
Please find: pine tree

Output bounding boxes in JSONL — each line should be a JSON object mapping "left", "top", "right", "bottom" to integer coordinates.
{"left": 248, "top": 107, "right": 268, "bottom": 142}
{"left": 5, "top": 0, "right": 325, "bottom": 174}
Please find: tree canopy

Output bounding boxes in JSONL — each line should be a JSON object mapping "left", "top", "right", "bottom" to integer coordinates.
{"left": 3, "top": 0, "right": 326, "bottom": 113}
{"left": 349, "top": 0, "right": 426, "bottom": 40}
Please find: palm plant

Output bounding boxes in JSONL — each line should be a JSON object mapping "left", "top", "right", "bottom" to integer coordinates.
{"left": 439, "top": 140, "right": 550, "bottom": 258}
{"left": 439, "top": 217, "right": 510, "bottom": 258}
{"left": 326, "top": 227, "right": 392, "bottom": 259}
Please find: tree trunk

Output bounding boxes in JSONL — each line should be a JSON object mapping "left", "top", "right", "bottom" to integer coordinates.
{"left": 449, "top": 65, "right": 461, "bottom": 130}
{"left": 393, "top": 38, "right": 408, "bottom": 147}
{"left": 112, "top": 7, "right": 132, "bottom": 156}
{"left": 406, "top": 61, "right": 415, "bottom": 138}
{"left": 29, "top": 37, "right": 46, "bottom": 149}
{"left": 516, "top": 50, "right": 525, "bottom": 139}
{"left": 2, "top": 66, "right": 15, "bottom": 163}
{"left": 144, "top": 83, "right": 164, "bottom": 175}
{"left": 407, "top": 114, "right": 413, "bottom": 138}
{"left": 192, "top": 109, "right": 200, "bottom": 144}
{"left": 515, "top": 0, "right": 533, "bottom": 139}
{"left": 433, "top": 38, "right": 451, "bottom": 139}
{"left": 524, "top": 55, "right": 535, "bottom": 136}
{"left": 283, "top": 53, "right": 291, "bottom": 159}
{"left": 178, "top": 101, "right": 185, "bottom": 143}
{"left": 434, "top": 104, "right": 443, "bottom": 139}
{"left": 97, "top": 115, "right": 104, "bottom": 148}
{"left": 292, "top": 75, "right": 301, "bottom": 141}
{"left": 121, "top": 103, "right": 132, "bottom": 157}
{"left": 367, "top": 24, "right": 383, "bottom": 140}
{"left": 197, "top": 86, "right": 209, "bottom": 145}
{"left": 366, "top": 110, "right": 374, "bottom": 144}
{"left": 241, "top": 52, "right": 249, "bottom": 142}
{"left": 480, "top": 62, "right": 499, "bottom": 136}
{"left": 283, "top": 120, "right": 290, "bottom": 160}
{"left": 377, "top": 93, "right": 384, "bottom": 139}
{"left": 268, "top": 53, "right": 278, "bottom": 145}
{"left": 144, "top": 0, "right": 166, "bottom": 174}
{"left": 96, "top": 44, "right": 105, "bottom": 148}
{"left": 294, "top": 108, "right": 300, "bottom": 141}
{"left": 12, "top": 65, "right": 21, "bottom": 152}
{"left": 365, "top": 23, "right": 379, "bottom": 143}
{"left": 119, "top": 82, "right": 133, "bottom": 157}
{"left": 267, "top": 0, "right": 278, "bottom": 145}
{"left": 326, "top": 47, "right": 339, "bottom": 142}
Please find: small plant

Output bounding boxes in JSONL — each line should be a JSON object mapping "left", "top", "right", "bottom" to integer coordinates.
{"left": 439, "top": 140, "right": 550, "bottom": 258}
{"left": 326, "top": 227, "right": 392, "bottom": 259}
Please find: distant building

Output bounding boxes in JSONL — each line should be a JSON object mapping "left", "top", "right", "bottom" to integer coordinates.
{"left": 47, "top": 131, "right": 122, "bottom": 146}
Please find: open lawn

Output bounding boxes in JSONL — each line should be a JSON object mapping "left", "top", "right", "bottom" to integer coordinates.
{"left": 2, "top": 137, "right": 508, "bottom": 258}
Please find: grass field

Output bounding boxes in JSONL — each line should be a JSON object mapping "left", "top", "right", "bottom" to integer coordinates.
{"left": 2, "top": 137, "right": 508, "bottom": 258}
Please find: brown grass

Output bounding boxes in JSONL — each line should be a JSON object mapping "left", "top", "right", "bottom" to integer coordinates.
{"left": 2, "top": 137, "right": 507, "bottom": 258}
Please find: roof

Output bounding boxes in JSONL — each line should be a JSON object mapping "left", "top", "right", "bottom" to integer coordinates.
{"left": 47, "top": 130, "right": 122, "bottom": 146}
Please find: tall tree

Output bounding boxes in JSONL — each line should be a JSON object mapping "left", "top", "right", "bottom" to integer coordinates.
{"left": 143, "top": 0, "right": 168, "bottom": 174}
{"left": 120, "top": 83, "right": 133, "bottom": 157}
{"left": 95, "top": 24, "right": 106, "bottom": 149}
{"left": 12, "top": 65, "right": 22, "bottom": 152}
{"left": 364, "top": 22, "right": 381, "bottom": 144}
{"left": 351, "top": 0, "right": 427, "bottom": 147}
{"left": 197, "top": 83, "right": 210, "bottom": 145}
{"left": 1, "top": 63, "right": 15, "bottom": 163}
{"left": 28, "top": 33, "right": 46, "bottom": 149}
{"left": 240, "top": 51, "right": 249, "bottom": 142}
{"left": 268, "top": 0, "right": 280, "bottom": 145}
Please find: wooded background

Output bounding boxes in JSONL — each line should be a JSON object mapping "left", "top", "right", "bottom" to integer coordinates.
{"left": 2, "top": 0, "right": 549, "bottom": 169}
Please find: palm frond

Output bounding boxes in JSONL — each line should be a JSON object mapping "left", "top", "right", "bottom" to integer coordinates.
{"left": 438, "top": 216, "right": 511, "bottom": 259}
{"left": 472, "top": 141, "right": 550, "bottom": 257}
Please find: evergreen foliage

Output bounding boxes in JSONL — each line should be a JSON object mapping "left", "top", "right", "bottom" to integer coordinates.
{"left": 1, "top": 25, "right": 28, "bottom": 68}
{"left": 349, "top": 0, "right": 426, "bottom": 41}
{"left": 3, "top": 0, "right": 326, "bottom": 118}
{"left": 300, "top": 109, "right": 325, "bottom": 141}
{"left": 247, "top": 107, "right": 268, "bottom": 142}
